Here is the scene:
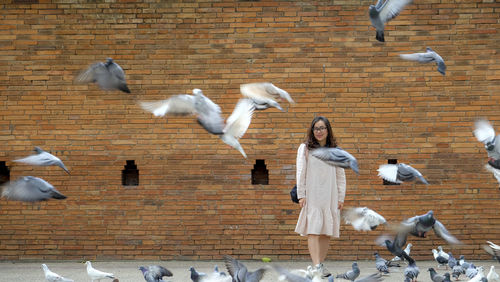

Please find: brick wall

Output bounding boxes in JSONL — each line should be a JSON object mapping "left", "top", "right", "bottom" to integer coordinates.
{"left": 0, "top": 0, "right": 499, "bottom": 261}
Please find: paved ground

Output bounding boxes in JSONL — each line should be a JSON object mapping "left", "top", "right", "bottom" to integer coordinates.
{"left": 0, "top": 259, "right": 498, "bottom": 282}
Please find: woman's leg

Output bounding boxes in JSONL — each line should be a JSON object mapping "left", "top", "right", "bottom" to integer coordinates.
{"left": 307, "top": 234, "right": 322, "bottom": 265}
{"left": 318, "top": 235, "right": 330, "bottom": 262}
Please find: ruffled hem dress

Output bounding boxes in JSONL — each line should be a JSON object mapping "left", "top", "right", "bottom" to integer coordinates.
{"left": 294, "top": 143, "right": 346, "bottom": 237}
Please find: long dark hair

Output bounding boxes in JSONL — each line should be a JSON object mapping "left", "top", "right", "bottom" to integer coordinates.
{"left": 305, "top": 116, "right": 337, "bottom": 149}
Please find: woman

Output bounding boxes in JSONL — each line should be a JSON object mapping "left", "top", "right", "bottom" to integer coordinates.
{"left": 295, "top": 116, "right": 346, "bottom": 278}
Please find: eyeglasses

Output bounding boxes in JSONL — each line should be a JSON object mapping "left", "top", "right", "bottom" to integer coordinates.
{"left": 313, "top": 126, "right": 327, "bottom": 132}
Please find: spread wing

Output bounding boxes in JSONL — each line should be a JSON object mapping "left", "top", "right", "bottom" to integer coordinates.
{"left": 139, "top": 95, "right": 196, "bottom": 117}
{"left": 378, "top": 0, "right": 413, "bottom": 23}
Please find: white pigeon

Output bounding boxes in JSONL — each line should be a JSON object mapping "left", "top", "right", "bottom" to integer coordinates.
{"left": 76, "top": 58, "right": 130, "bottom": 93}
{"left": 391, "top": 243, "right": 412, "bottom": 263}
{"left": 437, "top": 246, "right": 450, "bottom": 261}
{"left": 14, "top": 147, "right": 70, "bottom": 174}
{"left": 468, "top": 266, "right": 485, "bottom": 282}
{"left": 432, "top": 249, "right": 448, "bottom": 268}
{"left": 474, "top": 119, "right": 500, "bottom": 186}
{"left": 85, "top": 261, "right": 115, "bottom": 282}
{"left": 42, "top": 264, "right": 74, "bottom": 282}
{"left": 487, "top": 265, "right": 500, "bottom": 282}
{"left": 369, "top": 0, "right": 413, "bottom": 42}
{"left": 399, "top": 47, "right": 446, "bottom": 75}
{"left": 377, "top": 163, "right": 428, "bottom": 184}
{"left": 240, "top": 82, "right": 293, "bottom": 111}
{"left": 219, "top": 98, "right": 254, "bottom": 158}
{"left": 343, "top": 207, "right": 387, "bottom": 231}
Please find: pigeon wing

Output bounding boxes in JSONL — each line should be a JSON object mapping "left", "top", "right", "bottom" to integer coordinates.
{"left": 311, "top": 147, "right": 359, "bottom": 174}
{"left": 107, "top": 61, "right": 126, "bottom": 82}
{"left": 149, "top": 265, "right": 173, "bottom": 278}
{"left": 247, "top": 267, "right": 268, "bottom": 282}
{"left": 75, "top": 62, "right": 108, "bottom": 84}
{"left": 194, "top": 92, "right": 224, "bottom": 135}
{"left": 378, "top": 0, "right": 413, "bottom": 23}
{"left": 397, "top": 163, "right": 428, "bottom": 184}
{"left": 399, "top": 53, "right": 427, "bottom": 62}
{"left": 140, "top": 95, "right": 196, "bottom": 117}
{"left": 433, "top": 220, "right": 461, "bottom": 245}
{"left": 355, "top": 273, "right": 383, "bottom": 282}
{"left": 432, "top": 52, "right": 446, "bottom": 75}
{"left": 272, "top": 265, "right": 311, "bottom": 282}
{"left": 223, "top": 98, "right": 254, "bottom": 139}
{"left": 240, "top": 82, "right": 276, "bottom": 100}
{"left": 377, "top": 164, "right": 401, "bottom": 183}
{"left": 264, "top": 83, "right": 294, "bottom": 103}
{"left": 224, "top": 255, "right": 247, "bottom": 281}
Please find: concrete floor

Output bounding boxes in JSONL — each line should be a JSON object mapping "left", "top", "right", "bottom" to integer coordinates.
{"left": 0, "top": 259, "right": 499, "bottom": 282}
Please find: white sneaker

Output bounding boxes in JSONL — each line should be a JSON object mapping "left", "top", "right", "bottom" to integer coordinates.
{"left": 315, "top": 263, "right": 331, "bottom": 278}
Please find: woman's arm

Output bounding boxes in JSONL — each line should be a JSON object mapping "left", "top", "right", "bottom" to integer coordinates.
{"left": 296, "top": 143, "right": 307, "bottom": 200}
{"left": 336, "top": 167, "right": 346, "bottom": 210}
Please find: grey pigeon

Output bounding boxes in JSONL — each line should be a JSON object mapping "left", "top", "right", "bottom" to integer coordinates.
{"left": 189, "top": 266, "right": 207, "bottom": 282}
{"left": 384, "top": 239, "right": 412, "bottom": 262}
{"left": 399, "top": 47, "right": 447, "bottom": 75}
{"left": 373, "top": 252, "right": 389, "bottom": 274}
{"left": 447, "top": 252, "right": 457, "bottom": 269}
{"left": 343, "top": 207, "right": 387, "bottom": 231}
{"left": 42, "top": 264, "right": 74, "bottom": 282}
{"left": 369, "top": 0, "right": 413, "bottom": 42}
{"left": 404, "top": 257, "right": 420, "bottom": 282}
{"left": 377, "top": 163, "right": 428, "bottom": 184}
{"left": 76, "top": 58, "right": 130, "bottom": 93}
{"left": 458, "top": 255, "right": 471, "bottom": 271}
{"left": 240, "top": 82, "right": 293, "bottom": 111}
{"left": 1, "top": 176, "right": 66, "bottom": 202}
{"left": 474, "top": 119, "right": 500, "bottom": 186}
{"left": 139, "top": 265, "right": 173, "bottom": 282}
{"left": 141, "top": 92, "right": 254, "bottom": 158}
{"left": 354, "top": 273, "right": 383, "bottom": 282}
{"left": 336, "top": 262, "right": 360, "bottom": 281}
{"left": 14, "top": 147, "right": 70, "bottom": 174}
{"left": 391, "top": 210, "right": 461, "bottom": 247}
{"left": 469, "top": 266, "right": 486, "bottom": 282}
{"left": 452, "top": 264, "right": 464, "bottom": 280}
{"left": 428, "top": 268, "right": 447, "bottom": 282}
{"left": 390, "top": 243, "right": 412, "bottom": 263}
{"left": 466, "top": 264, "right": 478, "bottom": 280}
{"left": 311, "top": 147, "right": 359, "bottom": 174}
{"left": 224, "top": 255, "right": 267, "bottom": 282}
{"left": 483, "top": 241, "right": 500, "bottom": 262}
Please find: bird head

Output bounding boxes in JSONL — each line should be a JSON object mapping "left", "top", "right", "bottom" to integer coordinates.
{"left": 41, "top": 264, "right": 48, "bottom": 271}
{"left": 192, "top": 89, "right": 203, "bottom": 96}
{"left": 139, "top": 266, "right": 147, "bottom": 274}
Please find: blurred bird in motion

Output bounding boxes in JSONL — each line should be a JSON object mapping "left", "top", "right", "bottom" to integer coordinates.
{"left": 76, "top": 58, "right": 130, "bottom": 93}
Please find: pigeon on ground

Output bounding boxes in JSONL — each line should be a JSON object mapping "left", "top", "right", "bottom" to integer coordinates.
{"left": 483, "top": 241, "right": 500, "bottom": 262}
{"left": 311, "top": 147, "right": 359, "bottom": 174}
{"left": 468, "top": 266, "right": 486, "bottom": 282}
{"left": 390, "top": 243, "right": 412, "bottom": 263}
{"left": 224, "top": 255, "right": 267, "bottom": 282}
{"left": 473, "top": 119, "right": 500, "bottom": 186}
{"left": 458, "top": 255, "right": 471, "bottom": 270}
{"left": 240, "top": 82, "right": 293, "bottom": 111}
{"left": 139, "top": 265, "right": 173, "bottom": 282}
{"left": 76, "top": 58, "right": 130, "bottom": 93}
{"left": 438, "top": 246, "right": 450, "bottom": 261}
{"left": 141, "top": 91, "right": 254, "bottom": 158}
{"left": 447, "top": 252, "right": 457, "bottom": 269}
{"left": 374, "top": 252, "right": 390, "bottom": 274}
{"left": 428, "top": 268, "right": 448, "bottom": 282}
{"left": 384, "top": 239, "right": 412, "bottom": 262}
{"left": 466, "top": 264, "right": 479, "bottom": 280}
{"left": 487, "top": 265, "right": 500, "bottom": 282}
{"left": 369, "top": 0, "right": 413, "bottom": 42}
{"left": 190, "top": 266, "right": 207, "bottom": 282}
{"left": 452, "top": 264, "right": 464, "bottom": 281}
{"left": 42, "top": 264, "right": 74, "bottom": 282}
{"left": 432, "top": 249, "right": 449, "bottom": 269}
{"left": 399, "top": 47, "right": 447, "bottom": 75}
{"left": 85, "top": 261, "right": 115, "bottom": 282}
{"left": 273, "top": 264, "right": 322, "bottom": 282}
{"left": 14, "top": 147, "right": 70, "bottom": 174}
{"left": 343, "top": 207, "right": 387, "bottom": 231}
{"left": 377, "top": 163, "right": 428, "bottom": 184}
{"left": 1, "top": 176, "right": 67, "bottom": 202}
{"left": 336, "top": 262, "right": 361, "bottom": 281}
{"left": 354, "top": 273, "right": 384, "bottom": 282}
{"left": 404, "top": 257, "right": 420, "bottom": 282}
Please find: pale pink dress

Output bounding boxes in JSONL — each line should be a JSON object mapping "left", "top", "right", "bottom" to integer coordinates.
{"left": 295, "top": 143, "right": 346, "bottom": 237}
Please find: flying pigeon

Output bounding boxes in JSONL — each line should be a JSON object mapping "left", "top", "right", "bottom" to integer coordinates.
{"left": 404, "top": 257, "right": 420, "bottom": 282}
{"left": 219, "top": 98, "right": 255, "bottom": 158}
{"left": 311, "top": 147, "right": 359, "bottom": 174}
{"left": 240, "top": 82, "right": 293, "bottom": 111}
{"left": 14, "top": 147, "right": 70, "bottom": 174}
{"left": 399, "top": 47, "right": 447, "bottom": 75}
{"left": 336, "top": 262, "right": 361, "bottom": 281}
{"left": 343, "top": 207, "right": 386, "bottom": 231}
{"left": 369, "top": 0, "right": 413, "bottom": 42}
{"left": 432, "top": 249, "right": 449, "bottom": 268}
{"left": 76, "top": 58, "right": 130, "bottom": 93}
{"left": 1, "top": 176, "right": 67, "bottom": 202}
{"left": 487, "top": 266, "right": 500, "bottom": 282}
{"left": 223, "top": 255, "right": 267, "bottom": 282}
{"left": 474, "top": 119, "right": 500, "bottom": 186}
{"left": 373, "top": 252, "right": 390, "bottom": 274}
{"left": 390, "top": 243, "right": 412, "bottom": 263}
{"left": 483, "top": 241, "right": 500, "bottom": 262}
{"left": 139, "top": 265, "right": 173, "bottom": 282}
{"left": 377, "top": 163, "right": 428, "bottom": 184}
{"left": 42, "top": 264, "right": 74, "bottom": 282}
{"left": 85, "top": 261, "right": 115, "bottom": 282}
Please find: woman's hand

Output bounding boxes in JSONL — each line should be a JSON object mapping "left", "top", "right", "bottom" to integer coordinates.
{"left": 338, "top": 201, "right": 344, "bottom": 210}
{"left": 299, "top": 198, "right": 306, "bottom": 208}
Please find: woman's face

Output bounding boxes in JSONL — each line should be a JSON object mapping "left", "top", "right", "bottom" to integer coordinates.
{"left": 313, "top": 120, "right": 328, "bottom": 144}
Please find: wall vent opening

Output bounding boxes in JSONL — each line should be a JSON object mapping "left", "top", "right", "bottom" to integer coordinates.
{"left": 251, "top": 159, "right": 269, "bottom": 185}
{"left": 122, "top": 160, "right": 139, "bottom": 186}
{"left": 0, "top": 161, "right": 10, "bottom": 185}
{"left": 383, "top": 159, "right": 400, "bottom": 185}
